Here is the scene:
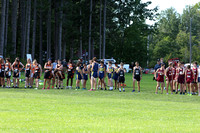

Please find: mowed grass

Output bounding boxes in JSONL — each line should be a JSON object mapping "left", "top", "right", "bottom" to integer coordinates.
{"left": 0, "top": 73, "right": 200, "bottom": 133}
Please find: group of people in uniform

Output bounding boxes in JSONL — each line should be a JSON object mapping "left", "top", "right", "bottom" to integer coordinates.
{"left": 154, "top": 59, "right": 200, "bottom": 96}
{"left": 0, "top": 56, "right": 144, "bottom": 93}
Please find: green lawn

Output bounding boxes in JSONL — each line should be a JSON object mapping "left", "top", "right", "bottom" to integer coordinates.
{"left": 0, "top": 73, "right": 200, "bottom": 133}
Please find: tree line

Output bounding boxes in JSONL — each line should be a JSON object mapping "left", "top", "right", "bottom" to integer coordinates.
{"left": 149, "top": 3, "right": 200, "bottom": 67}
{"left": 0, "top": 0, "right": 157, "bottom": 67}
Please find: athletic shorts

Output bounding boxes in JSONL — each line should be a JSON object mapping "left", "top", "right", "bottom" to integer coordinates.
{"left": 92, "top": 71, "right": 98, "bottom": 78}
{"left": 34, "top": 72, "right": 40, "bottom": 79}
{"left": 178, "top": 77, "right": 185, "bottom": 84}
{"left": 113, "top": 73, "right": 118, "bottom": 81}
{"left": 166, "top": 77, "right": 172, "bottom": 82}
{"left": 186, "top": 78, "right": 193, "bottom": 84}
{"left": 198, "top": 77, "right": 200, "bottom": 83}
{"left": 0, "top": 71, "right": 5, "bottom": 78}
{"left": 13, "top": 72, "right": 20, "bottom": 78}
{"left": 44, "top": 71, "right": 52, "bottom": 79}
{"left": 83, "top": 74, "right": 88, "bottom": 80}
{"left": 157, "top": 76, "right": 164, "bottom": 82}
{"left": 58, "top": 73, "right": 65, "bottom": 81}
{"left": 108, "top": 73, "right": 112, "bottom": 79}
{"left": 134, "top": 75, "right": 140, "bottom": 82}
{"left": 5, "top": 71, "right": 11, "bottom": 78}
{"left": 76, "top": 74, "right": 82, "bottom": 80}
{"left": 67, "top": 72, "right": 74, "bottom": 79}
{"left": 25, "top": 70, "right": 31, "bottom": 78}
{"left": 99, "top": 73, "right": 104, "bottom": 79}
{"left": 119, "top": 77, "right": 125, "bottom": 83}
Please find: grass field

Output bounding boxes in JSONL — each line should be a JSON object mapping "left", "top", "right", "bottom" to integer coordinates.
{"left": 0, "top": 73, "right": 200, "bottom": 133}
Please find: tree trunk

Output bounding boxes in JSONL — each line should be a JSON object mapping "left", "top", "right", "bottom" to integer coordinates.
{"left": 54, "top": 0, "right": 59, "bottom": 60}
{"left": 62, "top": 41, "right": 66, "bottom": 59}
{"left": 4, "top": 0, "right": 9, "bottom": 56}
{"left": 103, "top": 0, "right": 107, "bottom": 59}
{"left": 39, "top": 8, "right": 43, "bottom": 64}
{"left": 92, "top": 38, "right": 94, "bottom": 58}
{"left": 26, "top": 0, "right": 31, "bottom": 54}
{"left": 47, "top": 0, "right": 51, "bottom": 59}
{"left": 32, "top": 0, "right": 37, "bottom": 59}
{"left": 99, "top": 0, "right": 102, "bottom": 59}
{"left": 80, "top": 9, "right": 82, "bottom": 58}
{"left": 88, "top": 0, "right": 92, "bottom": 60}
{"left": 58, "top": 0, "right": 63, "bottom": 59}
{"left": 0, "top": 0, "right": 6, "bottom": 56}
{"left": 20, "top": 0, "right": 26, "bottom": 58}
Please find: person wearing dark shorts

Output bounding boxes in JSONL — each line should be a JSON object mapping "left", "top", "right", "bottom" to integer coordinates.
{"left": 25, "top": 59, "right": 32, "bottom": 88}
{"left": 5, "top": 58, "right": 11, "bottom": 88}
{"left": 82, "top": 64, "right": 88, "bottom": 90}
{"left": 177, "top": 62, "right": 185, "bottom": 95}
{"left": 155, "top": 63, "right": 165, "bottom": 94}
{"left": 0, "top": 58, "right": 5, "bottom": 88}
{"left": 132, "top": 62, "right": 142, "bottom": 93}
{"left": 117, "top": 62, "right": 126, "bottom": 92}
{"left": 32, "top": 59, "right": 42, "bottom": 90}
{"left": 66, "top": 59, "right": 74, "bottom": 89}
{"left": 43, "top": 59, "right": 53, "bottom": 90}
{"left": 11, "top": 58, "right": 24, "bottom": 88}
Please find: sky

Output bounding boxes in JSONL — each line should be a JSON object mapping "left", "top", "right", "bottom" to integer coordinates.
{"left": 142, "top": 0, "right": 199, "bottom": 25}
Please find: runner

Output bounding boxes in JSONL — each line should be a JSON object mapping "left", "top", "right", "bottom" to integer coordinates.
{"left": 192, "top": 61, "right": 198, "bottom": 95}
{"left": 76, "top": 61, "right": 83, "bottom": 89}
{"left": 177, "top": 62, "right": 185, "bottom": 95}
{"left": 185, "top": 65, "right": 193, "bottom": 96}
{"left": 117, "top": 62, "right": 126, "bottom": 92}
{"left": 165, "top": 62, "right": 173, "bottom": 94}
{"left": 43, "top": 59, "right": 53, "bottom": 90}
{"left": 132, "top": 62, "right": 142, "bottom": 93}
{"left": 25, "top": 58, "right": 32, "bottom": 88}
{"left": 107, "top": 61, "right": 114, "bottom": 91}
{"left": 82, "top": 64, "right": 88, "bottom": 90}
{"left": 66, "top": 59, "right": 74, "bottom": 89}
{"left": 89, "top": 57, "right": 99, "bottom": 91}
{"left": 113, "top": 63, "right": 119, "bottom": 90}
{"left": 0, "top": 58, "right": 5, "bottom": 88}
{"left": 98, "top": 61, "right": 106, "bottom": 90}
{"left": 54, "top": 60, "right": 65, "bottom": 89}
{"left": 33, "top": 59, "right": 42, "bottom": 89}
{"left": 172, "top": 63, "right": 176, "bottom": 92}
{"left": 11, "top": 58, "right": 24, "bottom": 88}
{"left": 88, "top": 60, "right": 93, "bottom": 89}
{"left": 155, "top": 63, "right": 165, "bottom": 94}
{"left": 5, "top": 58, "right": 11, "bottom": 88}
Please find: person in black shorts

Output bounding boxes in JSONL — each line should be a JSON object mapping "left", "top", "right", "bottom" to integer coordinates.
{"left": 117, "top": 62, "right": 126, "bottom": 92}
{"left": 5, "top": 58, "right": 11, "bottom": 88}
{"left": 66, "top": 59, "right": 74, "bottom": 89}
{"left": 25, "top": 58, "right": 32, "bottom": 88}
{"left": 132, "top": 62, "right": 142, "bottom": 92}
{"left": 43, "top": 59, "right": 53, "bottom": 90}
{"left": 32, "top": 59, "right": 42, "bottom": 89}
{"left": 0, "top": 58, "right": 5, "bottom": 88}
{"left": 11, "top": 57, "right": 25, "bottom": 88}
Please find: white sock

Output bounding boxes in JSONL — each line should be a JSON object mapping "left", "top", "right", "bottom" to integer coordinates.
{"left": 119, "top": 88, "right": 121, "bottom": 91}
{"left": 123, "top": 88, "right": 125, "bottom": 91}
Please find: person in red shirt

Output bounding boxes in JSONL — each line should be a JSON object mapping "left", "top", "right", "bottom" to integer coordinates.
{"left": 155, "top": 63, "right": 165, "bottom": 94}
{"left": 165, "top": 62, "right": 173, "bottom": 94}
{"left": 192, "top": 61, "right": 198, "bottom": 94}
{"left": 176, "top": 62, "right": 185, "bottom": 95}
{"left": 185, "top": 65, "right": 194, "bottom": 95}
{"left": 172, "top": 63, "right": 176, "bottom": 92}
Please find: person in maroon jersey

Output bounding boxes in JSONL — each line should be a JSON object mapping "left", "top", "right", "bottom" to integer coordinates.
{"left": 155, "top": 63, "right": 165, "bottom": 94}
{"left": 172, "top": 64, "right": 176, "bottom": 92}
{"left": 177, "top": 62, "right": 185, "bottom": 95}
{"left": 165, "top": 62, "right": 173, "bottom": 94}
{"left": 185, "top": 65, "right": 194, "bottom": 95}
{"left": 192, "top": 61, "right": 198, "bottom": 94}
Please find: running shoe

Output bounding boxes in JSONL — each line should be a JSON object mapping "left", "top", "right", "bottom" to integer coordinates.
{"left": 132, "top": 90, "right": 135, "bottom": 92}
{"left": 88, "top": 89, "right": 93, "bottom": 91}
{"left": 47, "top": 87, "right": 50, "bottom": 90}
{"left": 42, "top": 88, "right": 45, "bottom": 90}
